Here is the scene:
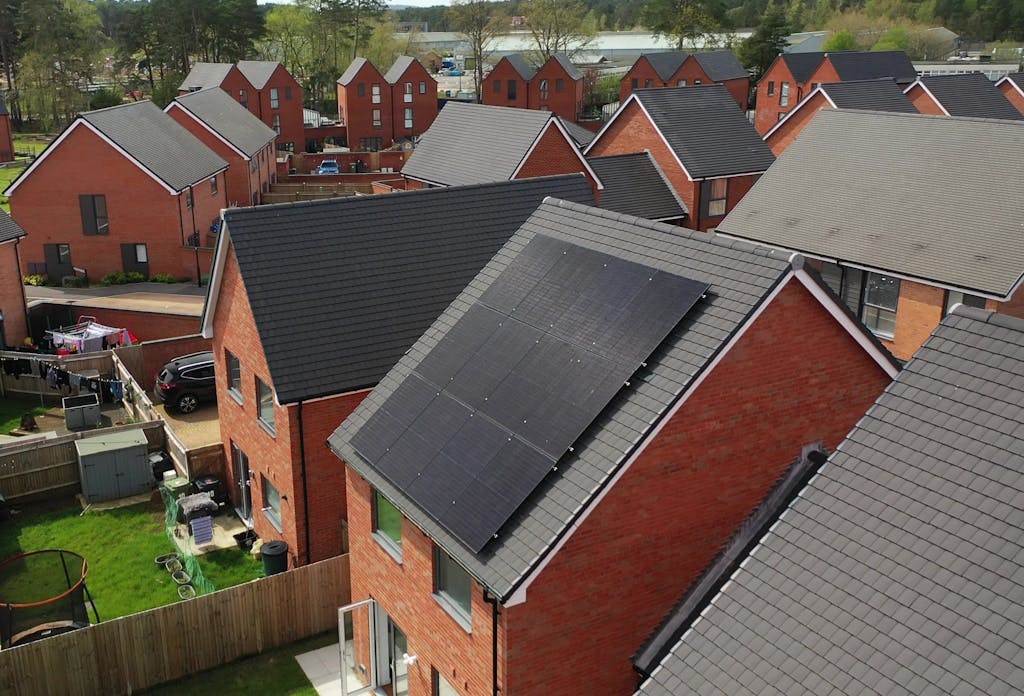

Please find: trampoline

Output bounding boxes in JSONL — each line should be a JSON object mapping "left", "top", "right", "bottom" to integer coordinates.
{"left": 0, "top": 549, "right": 100, "bottom": 648}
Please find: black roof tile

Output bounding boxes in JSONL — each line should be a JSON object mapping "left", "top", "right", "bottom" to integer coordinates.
{"left": 588, "top": 152, "right": 687, "bottom": 220}
{"left": 914, "top": 73, "right": 1024, "bottom": 120}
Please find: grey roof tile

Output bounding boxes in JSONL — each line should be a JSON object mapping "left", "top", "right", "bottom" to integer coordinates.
{"left": 338, "top": 57, "right": 372, "bottom": 85}
{"left": 236, "top": 60, "right": 282, "bottom": 89}
{"left": 330, "top": 200, "right": 794, "bottom": 598}
{"left": 718, "top": 109, "right": 1024, "bottom": 297}
{"left": 383, "top": 55, "right": 418, "bottom": 83}
{"left": 557, "top": 116, "right": 595, "bottom": 148}
{"left": 218, "top": 175, "right": 593, "bottom": 404}
{"left": 0, "top": 209, "right": 26, "bottom": 243}
{"left": 913, "top": 73, "right": 1024, "bottom": 120}
{"left": 826, "top": 51, "right": 917, "bottom": 83}
{"left": 779, "top": 52, "right": 827, "bottom": 83}
{"left": 638, "top": 307, "right": 1024, "bottom": 695}
{"left": 819, "top": 79, "right": 917, "bottom": 112}
{"left": 172, "top": 88, "right": 277, "bottom": 156}
{"left": 80, "top": 101, "right": 227, "bottom": 191}
{"left": 549, "top": 53, "right": 584, "bottom": 80}
{"left": 643, "top": 51, "right": 690, "bottom": 82}
{"left": 588, "top": 152, "right": 688, "bottom": 220}
{"left": 502, "top": 53, "right": 537, "bottom": 81}
{"left": 627, "top": 86, "right": 776, "bottom": 178}
{"left": 179, "top": 62, "right": 234, "bottom": 91}
{"left": 402, "top": 102, "right": 558, "bottom": 186}
{"left": 693, "top": 50, "right": 748, "bottom": 81}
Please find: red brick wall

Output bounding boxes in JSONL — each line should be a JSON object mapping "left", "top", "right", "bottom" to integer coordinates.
{"left": 77, "top": 307, "right": 199, "bottom": 345}
{"left": 504, "top": 278, "right": 893, "bottom": 694}
{"left": 754, "top": 59, "right": 800, "bottom": 134}
{"left": 338, "top": 62, "right": 393, "bottom": 150}
{"left": 621, "top": 58, "right": 749, "bottom": 109}
{"left": 179, "top": 67, "right": 255, "bottom": 119}
{"left": 390, "top": 62, "right": 439, "bottom": 141}
{"left": 720, "top": 76, "right": 752, "bottom": 110}
{"left": 345, "top": 467, "right": 503, "bottom": 696}
{"left": 0, "top": 240, "right": 27, "bottom": 346}
{"left": 482, "top": 59, "right": 531, "bottom": 109}
{"left": 906, "top": 84, "right": 945, "bottom": 115}
{"left": 531, "top": 59, "right": 583, "bottom": 121}
{"left": 137, "top": 334, "right": 212, "bottom": 390}
{"left": 514, "top": 123, "right": 600, "bottom": 194}
{"left": 11, "top": 124, "right": 225, "bottom": 282}
{"left": 588, "top": 101, "right": 696, "bottom": 219}
{"left": 256, "top": 66, "right": 305, "bottom": 152}
{"left": 0, "top": 113, "right": 14, "bottom": 162}
{"left": 998, "top": 81, "right": 1024, "bottom": 115}
{"left": 765, "top": 93, "right": 832, "bottom": 156}
{"left": 619, "top": 56, "right": 664, "bottom": 101}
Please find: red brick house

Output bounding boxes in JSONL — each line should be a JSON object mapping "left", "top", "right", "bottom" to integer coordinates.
{"left": 337, "top": 58, "right": 392, "bottom": 152}
{"left": 529, "top": 54, "right": 584, "bottom": 121}
{"left": 903, "top": 72, "right": 1024, "bottom": 119}
{"left": 0, "top": 211, "right": 28, "bottom": 347}
{"left": 199, "top": 176, "right": 593, "bottom": 566}
{"left": 718, "top": 109, "right": 1024, "bottom": 360}
{"left": 0, "top": 96, "right": 14, "bottom": 162}
{"left": 7, "top": 101, "right": 227, "bottom": 283}
{"left": 586, "top": 85, "right": 775, "bottom": 231}
{"left": 763, "top": 78, "right": 916, "bottom": 156}
{"left": 384, "top": 56, "right": 439, "bottom": 143}
{"left": 328, "top": 198, "right": 899, "bottom": 696}
{"left": 621, "top": 50, "right": 750, "bottom": 109}
{"left": 179, "top": 61, "right": 305, "bottom": 152}
{"left": 401, "top": 101, "right": 602, "bottom": 192}
{"left": 995, "top": 72, "right": 1024, "bottom": 114}
{"left": 480, "top": 54, "right": 536, "bottom": 110}
{"left": 166, "top": 88, "right": 278, "bottom": 208}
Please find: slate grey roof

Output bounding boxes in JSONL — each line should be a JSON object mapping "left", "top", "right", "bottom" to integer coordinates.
{"left": 1000, "top": 72, "right": 1024, "bottom": 92}
{"left": 402, "top": 102, "right": 558, "bottom": 186}
{"left": 236, "top": 60, "right": 281, "bottom": 89}
{"left": 718, "top": 109, "right": 1024, "bottom": 297}
{"left": 215, "top": 175, "right": 594, "bottom": 404}
{"left": 913, "top": 73, "right": 1024, "bottom": 120}
{"left": 642, "top": 51, "right": 689, "bottom": 82}
{"left": 588, "top": 152, "right": 688, "bottom": 220}
{"left": 692, "top": 50, "right": 748, "bottom": 81}
{"left": 0, "top": 209, "right": 26, "bottom": 243}
{"left": 80, "top": 101, "right": 227, "bottom": 192}
{"left": 549, "top": 53, "right": 583, "bottom": 81}
{"left": 624, "top": 86, "right": 776, "bottom": 178}
{"left": 637, "top": 306, "right": 1024, "bottom": 696}
{"left": 778, "top": 52, "right": 826, "bottom": 83}
{"left": 558, "top": 116, "right": 596, "bottom": 148}
{"left": 179, "top": 63, "right": 234, "bottom": 92}
{"left": 384, "top": 55, "right": 417, "bottom": 84}
{"left": 172, "top": 88, "right": 277, "bottom": 157}
{"left": 826, "top": 50, "right": 917, "bottom": 82}
{"left": 819, "top": 78, "right": 917, "bottom": 112}
{"left": 338, "top": 57, "right": 371, "bottom": 86}
{"left": 330, "top": 199, "right": 796, "bottom": 599}
{"left": 502, "top": 53, "right": 537, "bottom": 81}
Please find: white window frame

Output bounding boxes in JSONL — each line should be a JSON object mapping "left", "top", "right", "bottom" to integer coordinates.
{"left": 371, "top": 489, "right": 403, "bottom": 562}
{"left": 404, "top": 82, "right": 413, "bottom": 103}
{"left": 257, "top": 377, "right": 276, "bottom": 435}
{"left": 434, "top": 547, "right": 472, "bottom": 632}
{"left": 226, "top": 350, "right": 242, "bottom": 403}
{"left": 404, "top": 107, "right": 413, "bottom": 129}
{"left": 261, "top": 474, "right": 283, "bottom": 531}
{"left": 270, "top": 87, "right": 280, "bottom": 109}
{"left": 371, "top": 83, "right": 381, "bottom": 104}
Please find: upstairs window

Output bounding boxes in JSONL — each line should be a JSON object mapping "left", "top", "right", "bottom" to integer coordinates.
{"left": 780, "top": 81, "right": 791, "bottom": 107}
{"left": 555, "top": 77, "right": 564, "bottom": 92}
{"left": 419, "top": 80, "right": 427, "bottom": 94}
{"left": 404, "top": 107, "right": 413, "bottom": 129}
{"left": 767, "top": 81, "right": 775, "bottom": 96}
{"left": 677, "top": 79, "right": 687, "bottom": 86}
{"left": 539, "top": 78, "right": 549, "bottom": 100}
{"left": 210, "top": 175, "right": 218, "bottom": 195}
{"left": 270, "top": 87, "right": 280, "bottom": 109}
{"left": 372, "top": 109, "right": 382, "bottom": 128}
{"left": 239, "top": 89, "right": 248, "bottom": 108}
{"left": 79, "top": 195, "right": 109, "bottom": 235}
{"left": 371, "top": 83, "right": 381, "bottom": 104}
{"left": 435, "top": 547, "right": 472, "bottom": 630}
{"left": 404, "top": 82, "right": 413, "bottom": 102}
{"left": 493, "top": 79, "right": 501, "bottom": 93}
{"left": 372, "top": 489, "right": 402, "bottom": 560}
{"left": 704, "top": 178, "right": 728, "bottom": 218}
{"left": 257, "top": 377, "right": 276, "bottom": 434}
{"left": 645, "top": 78, "right": 654, "bottom": 87}
{"left": 226, "top": 350, "right": 242, "bottom": 401}
{"left": 357, "top": 83, "right": 365, "bottom": 97}
{"left": 272, "top": 114, "right": 281, "bottom": 134}
{"left": 507, "top": 79, "right": 517, "bottom": 100}
{"left": 861, "top": 273, "right": 900, "bottom": 339}
{"left": 631, "top": 77, "right": 638, "bottom": 89}
{"left": 284, "top": 86, "right": 292, "bottom": 100}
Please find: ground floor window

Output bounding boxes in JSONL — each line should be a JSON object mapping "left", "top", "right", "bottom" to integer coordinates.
{"left": 261, "top": 474, "right": 282, "bottom": 531}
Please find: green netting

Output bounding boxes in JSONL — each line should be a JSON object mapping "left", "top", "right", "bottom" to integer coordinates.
{"left": 161, "top": 490, "right": 216, "bottom": 596}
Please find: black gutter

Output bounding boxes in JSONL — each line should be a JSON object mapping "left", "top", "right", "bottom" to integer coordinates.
{"left": 483, "top": 589, "right": 500, "bottom": 696}
{"left": 297, "top": 401, "right": 311, "bottom": 564}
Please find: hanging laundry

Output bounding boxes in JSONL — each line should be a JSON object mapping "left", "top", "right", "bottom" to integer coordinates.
{"left": 47, "top": 366, "right": 58, "bottom": 390}
{"left": 70, "top": 373, "right": 81, "bottom": 390}
{"left": 110, "top": 380, "right": 124, "bottom": 402}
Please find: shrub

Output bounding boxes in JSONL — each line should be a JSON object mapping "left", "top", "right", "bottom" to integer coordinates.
{"left": 23, "top": 274, "right": 47, "bottom": 286}
{"left": 62, "top": 275, "right": 89, "bottom": 288}
{"left": 150, "top": 273, "right": 183, "bottom": 283}
{"left": 100, "top": 271, "right": 146, "bottom": 286}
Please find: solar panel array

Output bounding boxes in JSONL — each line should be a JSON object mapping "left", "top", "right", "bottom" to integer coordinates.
{"left": 351, "top": 234, "right": 708, "bottom": 552}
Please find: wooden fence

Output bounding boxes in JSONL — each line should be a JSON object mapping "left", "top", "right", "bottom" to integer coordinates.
{"left": 0, "top": 554, "right": 350, "bottom": 696}
{"left": 0, "top": 421, "right": 163, "bottom": 501}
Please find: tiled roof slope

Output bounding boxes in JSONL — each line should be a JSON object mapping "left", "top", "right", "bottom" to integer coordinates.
{"left": 718, "top": 109, "right": 1024, "bottom": 297}
{"left": 558, "top": 117, "right": 596, "bottom": 148}
{"left": 826, "top": 50, "right": 917, "bottom": 82}
{"left": 588, "top": 152, "right": 688, "bottom": 220}
{"left": 1000, "top": 72, "right": 1024, "bottom": 92}
{"left": 914, "top": 73, "right": 1024, "bottom": 120}
{"left": 338, "top": 57, "right": 370, "bottom": 85}
{"left": 779, "top": 52, "right": 825, "bottom": 83}
{"left": 81, "top": 101, "right": 227, "bottom": 192}
{"left": 819, "top": 78, "right": 916, "bottom": 112}
{"left": 0, "top": 209, "right": 26, "bottom": 243}
{"left": 179, "top": 63, "right": 234, "bottom": 91}
{"left": 384, "top": 55, "right": 417, "bottom": 83}
{"left": 402, "top": 102, "right": 554, "bottom": 186}
{"left": 172, "top": 88, "right": 277, "bottom": 156}
{"left": 503, "top": 53, "right": 538, "bottom": 81}
{"left": 218, "top": 175, "right": 593, "bottom": 404}
{"left": 550, "top": 53, "right": 584, "bottom": 80}
{"left": 630, "top": 86, "right": 776, "bottom": 178}
{"left": 330, "top": 199, "right": 795, "bottom": 599}
{"left": 236, "top": 60, "right": 281, "bottom": 89}
{"left": 643, "top": 51, "right": 689, "bottom": 81}
{"left": 692, "top": 50, "right": 748, "bottom": 81}
{"left": 637, "top": 306, "right": 1024, "bottom": 696}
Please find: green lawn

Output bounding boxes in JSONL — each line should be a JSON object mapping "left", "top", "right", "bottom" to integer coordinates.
{"left": 0, "top": 498, "right": 264, "bottom": 620}
{"left": 0, "top": 397, "right": 50, "bottom": 434}
{"left": 0, "top": 162, "right": 26, "bottom": 212}
{"left": 141, "top": 631, "right": 335, "bottom": 695}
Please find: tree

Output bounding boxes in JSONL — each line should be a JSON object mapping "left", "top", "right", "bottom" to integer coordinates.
{"left": 822, "top": 28, "right": 858, "bottom": 50}
{"left": 737, "top": 3, "right": 790, "bottom": 82}
{"left": 641, "top": 0, "right": 727, "bottom": 50}
{"left": 90, "top": 88, "right": 124, "bottom": 110}
{"left": 872, "top": 25, "right": 910, "bottom": 51}
{"left": 448, "top": 0, "right": 506, "bottom": 103}
{"left": 522, "top": 0, "right": 597, "bottom": 59}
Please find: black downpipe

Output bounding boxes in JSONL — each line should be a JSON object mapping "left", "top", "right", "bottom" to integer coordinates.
{"left": 483, "top": 589, "right": 500, "bottom": 695}
{"left": 298, "top": 401, "right": 311, "bottom": 564}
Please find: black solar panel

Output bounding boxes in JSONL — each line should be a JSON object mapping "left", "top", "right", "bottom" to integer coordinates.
{"left": 351, "top": 234, "right": 709, "bottom": 552}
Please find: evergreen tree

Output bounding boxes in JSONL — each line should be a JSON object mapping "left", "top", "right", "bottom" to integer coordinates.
{"left": 737, "top": 3, "right": 790, "bottom": 82}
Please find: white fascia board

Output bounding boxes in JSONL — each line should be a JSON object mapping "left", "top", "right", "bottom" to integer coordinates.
{"left": 200, "top": 218, "right": 231, "bottom": 338}
{"left": 513, "top": 118, "right": 604, "bottom": 190}
{"left": 583, "top": 94, "right": 692, "bottom": 182}
{"left": 762, "top": 85, "right": 833, "bottom": 141}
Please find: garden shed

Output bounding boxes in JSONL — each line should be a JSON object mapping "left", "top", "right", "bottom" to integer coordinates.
{"left": 75, "top": 429, "right": 151, "bottom": 503}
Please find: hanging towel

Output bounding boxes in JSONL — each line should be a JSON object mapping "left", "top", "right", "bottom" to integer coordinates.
{"left": 47, "top": 366, "right": 58, "bottom": 390}
{"left": 110, "top": 380, "right": 124, "bottom": 402}
{"left": 70, "top": 373, "right": 81, "bottom": 390}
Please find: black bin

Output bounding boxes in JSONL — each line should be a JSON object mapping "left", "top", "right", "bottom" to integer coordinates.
{"left": 192, "top": 475, "right": 228, "bottom": 508}
{"left": 262, "top": 540, "right": 289, "bottom": 576}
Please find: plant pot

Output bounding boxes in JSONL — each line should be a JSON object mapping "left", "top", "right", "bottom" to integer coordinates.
{"left": 177, "top": 584, "right": 196, "bottom": 600}
{"left": 164, "top": 558, "right": 182, "bottom": 573}
{"left": 155, "top": 552, "right": 179, "bottom": 568}
{"left": 172, "top": 570, "right": 191, "bottom": 585}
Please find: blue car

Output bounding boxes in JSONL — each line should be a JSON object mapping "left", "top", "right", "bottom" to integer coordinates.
{"left": 317, "top": 159, "right": 340, "bottom": 175}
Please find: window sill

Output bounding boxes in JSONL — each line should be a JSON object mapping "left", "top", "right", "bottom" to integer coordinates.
{"left": 433, "top": 592, "right": 471, "bottom": 633}
{"left": 372, "top": 532, "right": 403, "bottom": 564}
{"left": 258, "top": 418, "right": 277, "bottom": 438}
{"left": 228, "top": 389, "right": 243, "bottom": 406}
{"left": 262, "top": 507, "right": 283, "bottom": 533}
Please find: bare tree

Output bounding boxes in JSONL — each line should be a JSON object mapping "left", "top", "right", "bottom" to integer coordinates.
{"left": 522, "top": 0, "right": 597, "bottom": 59}
{"left": 448, "top": 0, "right": 506, "bottom": 103}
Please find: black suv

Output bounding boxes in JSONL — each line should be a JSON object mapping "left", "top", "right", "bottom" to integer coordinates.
{"left": 154, "top": 351, "right": 217, "bottom": 413}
